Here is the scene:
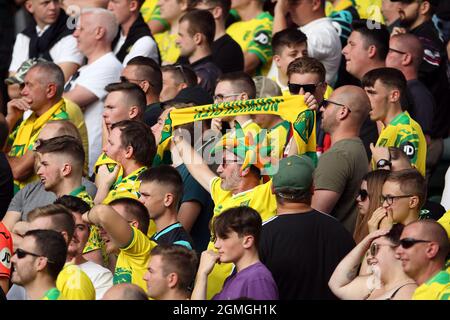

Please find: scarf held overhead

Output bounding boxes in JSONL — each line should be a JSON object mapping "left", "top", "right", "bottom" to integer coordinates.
{"left": 155, "top": 94, "right": 316, "bottom": 165}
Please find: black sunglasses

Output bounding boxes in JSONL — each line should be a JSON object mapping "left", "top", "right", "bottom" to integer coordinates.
{"left": 287, "top": 82, "right": 321, "bottom": 95}
{"left": 399, "top": 238, "right": 431, "bottom": 249}
{"left": 14, "top": 248, "right": 55, "bottom": 263}
{"left": 322, "top": 99, "right": 351, "bottom": 112}
{"left": 358, "top": 189, "right": 369, "bottom": 202}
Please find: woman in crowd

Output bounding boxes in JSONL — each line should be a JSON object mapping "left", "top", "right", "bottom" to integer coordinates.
{"left": 328, "top": 224, "right": 417, "bottom": 300}
{"left": 353, "top": 170, "right": 390, "bottom": 244}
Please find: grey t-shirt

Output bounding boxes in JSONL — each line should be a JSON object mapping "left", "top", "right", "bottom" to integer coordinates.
{"left": 314, "top": 138, "right": 368, "bottom": 233}
{"left": 7, "top": 178, "right": 97, "bottom": 222}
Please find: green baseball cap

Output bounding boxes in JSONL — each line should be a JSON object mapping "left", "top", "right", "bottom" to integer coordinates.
{"left": 272, "top": 155, "right": 315, "bottom": 193}
{"left": 5, "top": 58, "right": 47, "bottom": 85}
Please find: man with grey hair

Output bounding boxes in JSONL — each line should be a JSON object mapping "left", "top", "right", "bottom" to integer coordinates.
{"left": 64, "top": 8, "right": 123, "bottom": 175}
{"left": 5, "top": 61, "right": 69, "bottom": 194}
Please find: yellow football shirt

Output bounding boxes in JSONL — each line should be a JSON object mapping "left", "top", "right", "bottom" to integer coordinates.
{"left": 226, "top": 12, "right": 273, "bottom": 75}
{"left": 140, "top": 0, "right": 169, "bottom": 29}
{"left": 56, "top": 264, "right": 96, "bottom": 300}
{"left": 354, "top": 0, "right": 384, "bottom": 23}
{"left": 102, "top": 166, "right": 147, "bottom": 205}
{"left": 375, "top": 111, "right": 427, "bottom": 176}
{"left": 154, "top": 31, "right": 180, "bottom": 65}
{"left": 205, "top": 177, "right": 277, "bottom": 299}
{"left": 412, "top": 270, "right": 450, "bottom": 300}
{"left": 438, "top": 210, "right": 450, "bottom": 239}
{"left": 114, "top": 226, "right": 157, "bottom": 292}
{"left": 268, "top": 120, "right": 291, "bottom": 160}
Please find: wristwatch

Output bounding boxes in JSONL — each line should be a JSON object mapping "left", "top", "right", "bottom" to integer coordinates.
{"left": 376, "top": 159, "right": 392, "bottom": 169}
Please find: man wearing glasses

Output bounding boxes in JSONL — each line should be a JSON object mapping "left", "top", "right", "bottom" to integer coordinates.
{"left": 395, "top": 220, "right": 450, "bottom": 300}
{"left": 311, "top": 85, "right": 370, "bottom": 234}
{"left": 286, "top": 57, "right": 329, "bottom": 157}
{"left": 11, "top": 229, "right": 67, "bottom": 300}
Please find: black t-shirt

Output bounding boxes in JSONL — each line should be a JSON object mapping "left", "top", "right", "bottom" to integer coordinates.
{"left": 212, "top": 34, "right": 244, "bottom": 74}
{"left": 190, "top": 55, "right": 222, "bottom": 96}
{"left": 411, "top": 20, "right": 450, "bottom": 139}
{"left": 403, "top": 80, "right": 434, "bottom": 136}
{"left": 150, "top": 222, "right": 194, "bottom": 250}
{"left": 0, "top": 153, "right": 13, "bottom": 220}
{"left": 259, "top": 210, "right": 355, "bottom": 300}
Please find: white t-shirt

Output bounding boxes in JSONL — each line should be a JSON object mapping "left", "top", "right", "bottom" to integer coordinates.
{"left": 300, "top": 17, "right": 341, "bottom": 86}
{"left": 113, "top": 32, "right": 159, "bottom": 66}
{"left": 9, "top": 25, "right": 84, "bottom": 72}
{"left": 65, "top": 52, "right": 122, "bottom": 175}
{"left": 266, "top": 17, "right": 341, "bottom": 87}
{"left": 79, "top": 261, "right": 113, "bottom": 300}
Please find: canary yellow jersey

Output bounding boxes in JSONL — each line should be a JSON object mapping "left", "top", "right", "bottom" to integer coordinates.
{"left": 289, "top": 104, "right": 317, "bottom": 166}
{"left": 226, "top": 12, "right": 273, "bottom": 76}
{"left": 154, "top": 31, "right": 180, "bottom": 65}
{"left": 412, "top": 270, "right": 450, "bottom": 300}
{"left": 206, "top": 177, "right": 277, "bottom": 299}
{"left": 354, "top": 0, "right": 384, "bottom": 23}
{"left": 140, "top": 0, "right": 169, "bottom": 29}
{"left": 56, "top": 264, "right": 96, "bottom": 300}
{"left": 268, "top": 120, "right": 291, "bottom": 160}
{"left": 375, "top": 111, "right": 427, "bottom": 176}
{"left": 114, "top": 226, "right": 157, "bottom": 292}
{"left": 438, "top": 210, "right": 450, "bottom": 239}
{"left": 41, "top": 287, "right": 64, "bottom": 300}
{"left": 103, "top": 166, "right": 147, "bottom": 205}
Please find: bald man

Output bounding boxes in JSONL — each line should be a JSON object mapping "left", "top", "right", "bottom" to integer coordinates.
{"left": 102, "top": 283, "right": 148, "bottom": 300}
{"left": 395, "top": 220, "right": 450, "bottom": 300}
{"left": 311, "top": 86, "right": 370, "bottom": 233}
{"left": 386, "top": 33, "right": 433, "bottom": 145}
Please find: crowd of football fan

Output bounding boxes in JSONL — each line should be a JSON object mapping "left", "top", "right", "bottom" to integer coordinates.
{"left": 0, "top": 0, "right": 449, "bottom": 300}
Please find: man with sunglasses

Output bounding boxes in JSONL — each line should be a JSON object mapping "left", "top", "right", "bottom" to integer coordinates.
{"left": 395, "top": 220, "right": 450, "bottom": 300}
{"left": 11, "top": 229, "right": 67, "bottom": 300}
{"left": 286, "top": 57, "right": 329, "bottom": 157}
{"left": 311, "top": 85, "right": 370, "bottom": 233}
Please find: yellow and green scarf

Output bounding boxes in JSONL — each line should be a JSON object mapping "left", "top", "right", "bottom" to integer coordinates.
{"left": 8, "top": 99, "right": 69, "bottom": 193}
{"left": 154, "top": 94, "right": 316, "bottom": 168}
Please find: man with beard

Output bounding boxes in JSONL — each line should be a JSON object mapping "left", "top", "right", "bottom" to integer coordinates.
{"left": 391, "top": 0, "right": 450, "bottom": 178}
